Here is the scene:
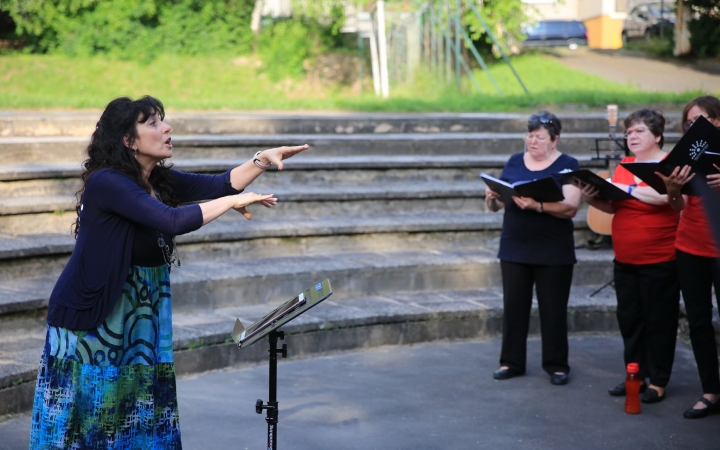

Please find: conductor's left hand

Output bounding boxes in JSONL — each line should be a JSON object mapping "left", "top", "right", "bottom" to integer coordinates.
{"left": 257, "top": 145, "right": 310, "bottom": 170}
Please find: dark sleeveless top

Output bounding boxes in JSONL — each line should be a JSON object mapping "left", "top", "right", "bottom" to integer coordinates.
{"left": 131, "top": 227, "right": 174, "bottom": 267}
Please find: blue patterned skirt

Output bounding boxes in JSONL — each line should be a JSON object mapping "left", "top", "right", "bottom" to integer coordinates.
{"left": 29, "top": 265, "right": 181, "bottom": 449}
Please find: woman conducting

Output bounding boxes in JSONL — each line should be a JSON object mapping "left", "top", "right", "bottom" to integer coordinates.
{"left": 578, "top": 109, "right": 680, "bottom": 404}
{"left": 486, "top": 111, "right": 581, "bottom": 385}
{"left": 658, "top": 95, "right": 720, "bottom": 419}
{"left": 29, "top": 96, "right": 309, "bottom": 448}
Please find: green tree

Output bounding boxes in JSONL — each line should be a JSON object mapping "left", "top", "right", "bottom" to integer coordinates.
{"left": 464, "top": 0, "right": 527, "bottom": 55}
{"left": 683, "top": 0, "right": 720, "bottom": 57}
{"left": 0, "top": 0, "right": 256, "bottom": 58}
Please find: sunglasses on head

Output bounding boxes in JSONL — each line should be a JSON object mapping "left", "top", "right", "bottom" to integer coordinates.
{"left": 529, "top": 113, "right": 554, "bottom": 125}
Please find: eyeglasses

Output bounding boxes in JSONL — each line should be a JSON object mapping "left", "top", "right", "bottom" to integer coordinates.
{"left": 529, "top": 113, "right": 554, "bottom": 125}
{"left": 623, "top": 127, "right": 648, "bottom": 137}
{"left": 683, "top": 119, "right": 698, "bottom": 131}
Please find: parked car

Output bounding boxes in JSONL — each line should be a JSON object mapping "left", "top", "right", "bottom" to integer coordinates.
{"left": 522, "top": 20, "right": 588, "bottom": 50}
{"left": 622, "top": 3, "right": 675, "bottom": 42}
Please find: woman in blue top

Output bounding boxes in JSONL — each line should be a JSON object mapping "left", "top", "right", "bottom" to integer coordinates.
{"left": 29, "top": 96, "right": 308, "bottom": 449}
{"left": 485, "top": 111, "right": 581, "bottom": 386}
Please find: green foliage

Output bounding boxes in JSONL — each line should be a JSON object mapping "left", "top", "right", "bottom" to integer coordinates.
{"left": 683, "top": 0, "right": 718, "bottom": 11}
{"left": 258, "top": 8, "right": 347, "bottom": 81}
{"left": 463, "top": 0, "right": 528, "bottom": 56}
{"left": 689, "top": 14, "right": 720, "bottom": 58}
{"left": 0, "top": 0, "right": 256, "bottom": 58}
{"left": 0, "top": 53, "right": 698, "bottom": 111}
{"left": 259, "top": 20, "right": 316, "bottom": 80}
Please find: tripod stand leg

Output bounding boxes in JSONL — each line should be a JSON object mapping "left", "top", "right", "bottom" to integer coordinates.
{"left": 589, "top": 279, "right": 615, "bottom": 297}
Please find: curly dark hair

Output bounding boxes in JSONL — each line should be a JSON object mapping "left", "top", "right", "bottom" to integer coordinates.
{"left": 73, "top": 96, "right": 179, "bottom": 237}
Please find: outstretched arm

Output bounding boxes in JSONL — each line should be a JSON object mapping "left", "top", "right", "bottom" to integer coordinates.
{"left": 230, "top": 145, "right": 310, "bottom": 191}
{"left": 199, "top": 192, "right": 277, "bottom": 224}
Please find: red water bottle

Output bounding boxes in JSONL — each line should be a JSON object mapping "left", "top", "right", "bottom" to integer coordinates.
{"left": 625, "top": 363, "right": 642, "bottom": 414}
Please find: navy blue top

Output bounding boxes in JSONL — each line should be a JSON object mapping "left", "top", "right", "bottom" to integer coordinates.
{"left": 497, "top": 153, "right": 579, "bottom": 266}
{"left": 47, "top": 168, "right": 241, "bottom": 330}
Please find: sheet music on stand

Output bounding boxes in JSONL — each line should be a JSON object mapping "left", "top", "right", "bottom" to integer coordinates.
{"left": 232, "top": 279, "right": 333, "bottom": 348}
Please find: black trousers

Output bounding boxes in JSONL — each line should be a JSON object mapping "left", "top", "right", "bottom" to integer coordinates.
{"left": 499, "top": 261, "right": 574, "bottom": 375}
{"left": 614, "top": 260, "right": 680, "bottom": 387}
{"left": 676, "top": 249, "right": 720, "bottom": 394}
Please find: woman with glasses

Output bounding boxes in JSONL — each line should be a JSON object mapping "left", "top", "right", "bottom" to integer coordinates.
{"left": 485, "top": 111, "right": 581, "bottom": 385}
{"left": 658, "top": 95, "right": 720, "bottom": 419}
{"left": 29, "top": 96, "right": 309, "bottom": 448}
{"left": 577, "top": 109, "right": 680, "bottom": 405}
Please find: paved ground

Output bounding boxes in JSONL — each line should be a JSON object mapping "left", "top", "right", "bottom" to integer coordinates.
{"left": 1, "top": 335, "right": 717, "bottom": 450}
{"left": 550, "top": 48, "right": 720, "bottom": 94}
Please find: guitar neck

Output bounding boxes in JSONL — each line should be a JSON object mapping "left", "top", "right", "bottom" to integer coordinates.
{"left": 606, "top": 105, "right": 619, "bottom": 177}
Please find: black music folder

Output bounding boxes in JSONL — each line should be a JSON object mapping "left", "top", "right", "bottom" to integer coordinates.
{"left": 558, "top": 169, "right": 634, "bottom": 201}
{"left": 619, "top": 117, "right": 720, "bottom": 195}
{"left": 480, "top": 173, "right": 565, "bottom": 204}
{"left": 620, "top": 154, "right": 720, "bottom": 197}
{"left": 618, "top": 162, "right": 675, "bottom": 195}
{"left": 663, "top": 116, "right": 720, "bottom": 175}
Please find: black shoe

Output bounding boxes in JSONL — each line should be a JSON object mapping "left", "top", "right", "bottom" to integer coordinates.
{"left": 641, "top": 387, "right": 665, "bottom": 404}
{"left": 608, "top": 381, "right": 648, "bottom": 396}
{"left": 550, "top": 373, "right": 569, "bottom": 385}
{"left": 493, "top": 367, "right": 523, "bottom": 380}
{"left": 683, "top": 397, "right": 720, "bottom": 419}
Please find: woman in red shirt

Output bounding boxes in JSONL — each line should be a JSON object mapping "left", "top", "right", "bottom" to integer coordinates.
{"left": 659, "top": 96, "right": 720, "bottom": 419}
{"left": 579, "top": 109, "right": 680, "bottom": 405}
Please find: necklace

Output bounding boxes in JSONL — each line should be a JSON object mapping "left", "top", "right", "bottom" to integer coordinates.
{"left": 156, "top": 232, "right": 181, "bottom": 268}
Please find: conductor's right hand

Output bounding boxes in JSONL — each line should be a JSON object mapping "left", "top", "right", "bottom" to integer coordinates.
{"left": 233, "top": 192, "right": 277, "bottom": 220}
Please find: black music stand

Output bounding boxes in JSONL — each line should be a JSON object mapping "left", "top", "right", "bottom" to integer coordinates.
{"left": 231, "top": 279, "right": 333, "bottom": 450}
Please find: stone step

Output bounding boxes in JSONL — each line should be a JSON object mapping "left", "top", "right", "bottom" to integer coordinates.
{"left": 0, "top": 247, "right": 613, "bottom": 319}
{"left": 0, "top": 156, "right": 607, "bottom": 200}
{"left": 0, "top": 282, "right": 619, "bottom": 415}
{"left": 0, "top": 111, "right": 683, "bottom": 137}
{"left": 0, "top": 176, "right": 485, "bottom": 216}
{"left": 0, "top": 179, "right": 600, "bottom": 235}
{"left": 0, "top": 213, "right": 595, "bottom": 281}
{"left": 0, "top": 155, "right": 606, "bottom": 183}
{"left": 0, "top": 133, "right": 682, "bottom": 164}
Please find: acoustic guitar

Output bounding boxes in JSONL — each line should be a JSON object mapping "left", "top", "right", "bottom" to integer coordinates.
{"left": 586, "top": 170, "right": 613, "bottom": 235}
{"left": 586, "top": 105, "right": 620, "bottom": 236}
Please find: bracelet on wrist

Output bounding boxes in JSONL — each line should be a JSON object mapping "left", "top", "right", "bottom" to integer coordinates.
{"left": 538, "top": 202, "right": 543, "bottom": 213}
{"left": 253, "top": 151, "right": 272, "bottom": 170}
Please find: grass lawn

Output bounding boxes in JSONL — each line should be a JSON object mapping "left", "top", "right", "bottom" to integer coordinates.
{"left": 0, "top": 52, "right": 702, "bottom": 111}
